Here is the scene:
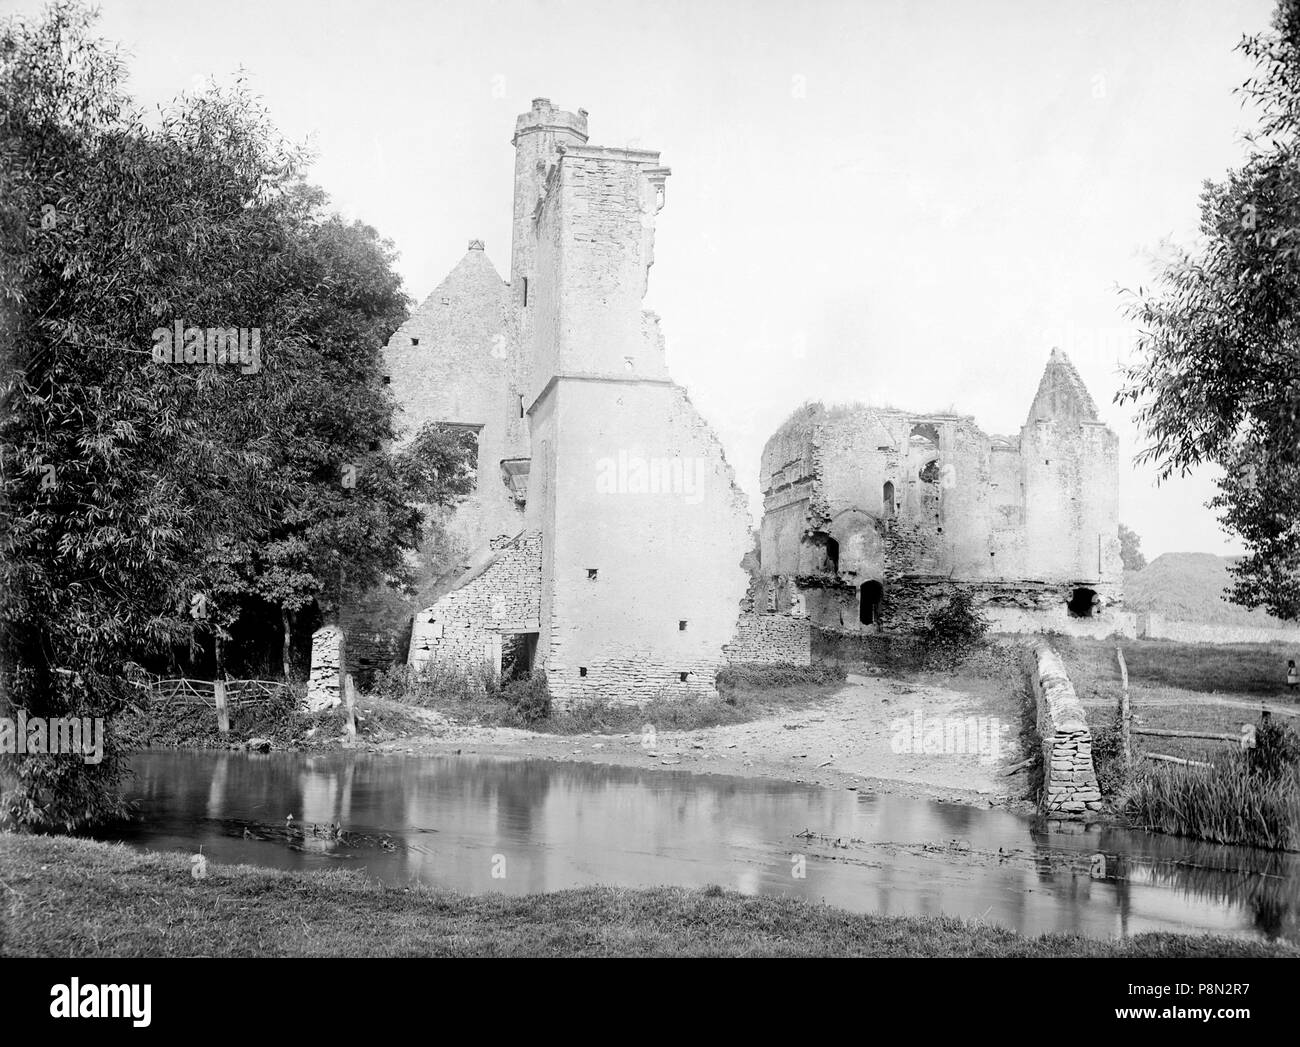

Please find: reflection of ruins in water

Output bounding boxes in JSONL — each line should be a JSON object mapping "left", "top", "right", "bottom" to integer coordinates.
{"left": 110, "top": 752, "right": 1299, "bottom": 945}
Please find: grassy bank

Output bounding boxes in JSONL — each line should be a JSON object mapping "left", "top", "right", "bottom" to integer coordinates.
{"left": 1, "top": 835, "right": 1291, "bottom": 958}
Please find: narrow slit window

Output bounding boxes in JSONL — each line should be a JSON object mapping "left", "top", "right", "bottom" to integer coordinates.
{"left": 587, "top": 568, "right": 598, "bottom": 581}
{"left": 679, "top": 620, "right": 687, "bottom": 631}
{"left": 579, "top": 666, "right": 587, "bottom": 678}
{"left": 679, "top": 672, "right": 688, "bottom": 682}
{"left": 523, "top": 277, "right": 529, "bottom": 307}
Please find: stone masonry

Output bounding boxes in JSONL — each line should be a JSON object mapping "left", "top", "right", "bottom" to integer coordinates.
{"left": 408, "top": 531, "right": 542, "bottom": 671}
{"left": 306, "top": 624, "right": 345, "bottom": 712}
{"left": 754, "top": 349, "right": 1128, "bottom": 658}
{"left": 1029, "top": 642, "right": 1102, "bottom": 816}
{"left": 396, "top": 100, "right": 753, "bottom": 704}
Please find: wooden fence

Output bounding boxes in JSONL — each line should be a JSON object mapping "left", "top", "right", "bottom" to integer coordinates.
{"left": 1114, "top": 647, "right": 1294, "bottom": 768}
{"left": 125, "top": 664, "right": 293, "bottom": 734}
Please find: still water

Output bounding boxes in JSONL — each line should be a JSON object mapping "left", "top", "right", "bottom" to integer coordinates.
{"left": 104, "top": 750, "right": 1300, "bottom": 944}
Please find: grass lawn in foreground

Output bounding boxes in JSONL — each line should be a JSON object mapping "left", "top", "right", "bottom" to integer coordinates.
{"left": 1, "top": 835, "right": 1292, "bottom": 958}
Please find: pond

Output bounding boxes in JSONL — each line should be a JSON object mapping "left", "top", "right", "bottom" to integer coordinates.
{"left": 102, "top": 750, "right": 1300, "bottom": 944}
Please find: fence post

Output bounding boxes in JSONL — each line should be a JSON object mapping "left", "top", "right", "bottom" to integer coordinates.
{"left": 214, "top": 678, "right": 230, "bottom": 735}
{"left": 343, "top": 673, "right": 357, "bottom": 748}
{"left": 1116, "top": 646, "right": 1130, "bottom": 770}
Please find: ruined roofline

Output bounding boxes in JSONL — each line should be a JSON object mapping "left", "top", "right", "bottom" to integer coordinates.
{"left": 512, "top": 97, "right": 589, "bottom": 145}
{"left": 416, "top": 529, "right": 533, "bottom": 610}
{"left": 767, "top": 401, "right": 984, "bottom": 441}
{"left": 1024, "top": 347, "right": 1103, "bottom": 427}
{"left": 559, "top": 143, "right": 665, "bottom": 165}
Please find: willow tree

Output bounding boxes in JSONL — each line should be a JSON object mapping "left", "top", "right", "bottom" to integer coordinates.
{"left": 1119, "top": 0, "right": 1300, "bottom": 620}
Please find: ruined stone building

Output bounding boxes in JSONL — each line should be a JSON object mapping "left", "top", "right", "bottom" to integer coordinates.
{"left": 749, "top": 349, "right": 1129, "bottom": 658}
{"left": 314, "top": 100, "right": 1128, "bottom": 711}
{"left": 391, "top": 99, "right": 752, "bottom": 703}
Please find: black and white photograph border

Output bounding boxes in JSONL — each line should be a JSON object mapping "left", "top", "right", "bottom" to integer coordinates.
{"left": 0, "top": 0, "right": 1297, "bottom": 1006}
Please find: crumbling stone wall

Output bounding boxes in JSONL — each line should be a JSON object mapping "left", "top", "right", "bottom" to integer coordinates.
{"left": 306, "top": 624, "right": 345, "bottom": 711}
{"left": 408, "top": 531, "right": 542, "bottom": 671}
{"left": 757, "top": 349, "right": 1123, "bottom": 641}
{"left": 382, "top": 242, "right": 523, "bottom": 552}
{"left": 1029, "top": 643, "right": 1102, "bottom": 816}
{"left": 724, "top": 613, "right": 811, "bottom": 665}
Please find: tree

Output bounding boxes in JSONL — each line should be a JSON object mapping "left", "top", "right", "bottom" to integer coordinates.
{"left": 1118, "top": 0, "right": 1300, "bottom": 620}
{"left": 0, "top": 1, "right": 472, "bottom": 828}
{"left": 1118, "top": 523, "right": 1147, "bottom": 572}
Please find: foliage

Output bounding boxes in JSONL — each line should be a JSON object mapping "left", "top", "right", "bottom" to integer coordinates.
{"left": 1117, "top": 0, "right": 1300, "bottom": 619}
{"left": 1123, "top": 757, "right": 1300, "bottom": 850}
{"left": 1123, "top": 712, "right": 1300, "bottom": 848}
{"left": 499, "top": 671, "right": 551, "bottom": 726}
{"left": 1089, "top": 712, "right": 1132, "bottom": 797}
{"left": 1118, "top": 523, "right": 1147, "bottom": 572}
{"left": 917, "top": 589, "right": 989, "bottom": 668}
{"left": 1247, "top": 714, "right": 1300, "bottom": 779}
{"left": 0, "top": 1, "right": 471, "bottom": 829}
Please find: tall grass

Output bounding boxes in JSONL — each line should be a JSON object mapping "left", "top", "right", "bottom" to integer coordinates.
{"left": 368, "top": 660, "right": 846, "bottom": 735}
{"left": 1123, "top": 758, "right": 1300, "bottom": 850}
{"left": 369, "top": 661, "right": 552, "bottom": 727}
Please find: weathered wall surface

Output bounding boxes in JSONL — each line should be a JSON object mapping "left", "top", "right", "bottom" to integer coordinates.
{"left": 757, "top": 348, "right": 1122, "bottom": 639}
{"left": 381, "top": 244, "right": 524, "bottom": 552}
{"left": 542, "top": 379, "right": 752, "bottom": 704}
{"left": 407, "top": 532, "right": 542, "bottom": 670}
{"left": 1029, "top": 643, "right": 1102, "bottom": 816}
{"left": 306, "top": 625, "right": 345, "bottom": 711}
{"left": 1138, "top": 613, "right": 1300, "bottom": 645}
{"left": 518, "top": 140, "right": 751, "bottom": 705}
{"left": 724, "top": 612, "right": 812, "bottom": 665}
{"left": 987, "top": 605, "right": 1138, "bottom": 639}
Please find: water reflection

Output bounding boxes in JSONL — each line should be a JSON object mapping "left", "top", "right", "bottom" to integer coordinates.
{"left": 103, "top": 751, "right": 1300, "bottom": 945}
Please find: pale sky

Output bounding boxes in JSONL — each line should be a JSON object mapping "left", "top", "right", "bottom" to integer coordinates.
{"left": 5, "top": 0, "right": 1277, "bottom": 556}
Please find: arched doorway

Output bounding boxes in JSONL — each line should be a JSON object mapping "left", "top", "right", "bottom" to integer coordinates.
{"left": 860, "top": 580, "right": 883, "bottom": 626}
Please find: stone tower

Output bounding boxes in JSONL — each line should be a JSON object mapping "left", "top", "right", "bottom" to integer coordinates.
{"left": 510, "top": 99, "right": 588, "bottom": 307}
{"left": 402, "top": 101, "right": 754, "bottom": 705}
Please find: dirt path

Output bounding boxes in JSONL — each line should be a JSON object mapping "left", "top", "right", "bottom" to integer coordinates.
{"left": 363, "top": 673, "right": 1034, "bottom": 811}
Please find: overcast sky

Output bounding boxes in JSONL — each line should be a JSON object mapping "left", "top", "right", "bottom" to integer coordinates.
{"left": 6, "top": 0, "right": 1277, "bottom": 557}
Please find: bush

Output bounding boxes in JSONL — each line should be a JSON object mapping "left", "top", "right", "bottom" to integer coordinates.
{"left": 1090, "top": 712, "right": 1131, "bottom": 797}
{"left": 917, "top": 589, "right": 989, "bottom": 668}
{"left": 378, "top": 661, "right": 500, "bottom": 707}
{"left": 500, "top": 672, "right": 551, "bottom": 727}
{"left": 1247, "top": 715, "right": 1300, "bottom": 781}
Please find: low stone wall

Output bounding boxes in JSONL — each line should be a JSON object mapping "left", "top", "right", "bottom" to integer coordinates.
{"left": 724, "top": 612, "right": 811, "bottom": 665}
{"left": 1028, "top": 642, "right": 1101, "bottom": 817}
{"left": 1138, "top": 612, "right": 1300, "bottom": 646}
{"left": 987, "top": 605, "right": 1137, "bottom": 639}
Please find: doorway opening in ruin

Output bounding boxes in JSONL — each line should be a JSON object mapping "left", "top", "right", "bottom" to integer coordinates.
{"left": 502, "top": 631, "right": 539, "bottom": 680}
{"left": 1067, "top": 587, "right": 1097, "bottom": 618}
{"left": 860, "top": 580, "right": 883, "bottom": 626}
{"left": 883, "top": 481, "right": 895, "bottom": 517}
{"left": 825, "top": 536, "right": 839, "bottom": 574}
